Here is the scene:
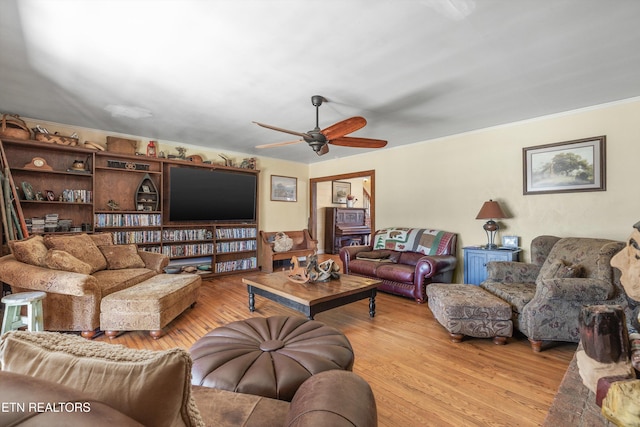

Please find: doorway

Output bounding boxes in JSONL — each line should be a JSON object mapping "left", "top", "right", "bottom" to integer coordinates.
{"left": 309, "top": 170, "right": 375, "bottom": 253}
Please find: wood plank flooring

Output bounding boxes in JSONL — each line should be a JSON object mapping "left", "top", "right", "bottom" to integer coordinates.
{"left": 93, "top": 267, "right": 576, "bottom": 427}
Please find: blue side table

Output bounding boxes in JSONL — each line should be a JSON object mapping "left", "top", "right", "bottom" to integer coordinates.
{"left": 463, "top": 246, "right": 521, "bottom": 285}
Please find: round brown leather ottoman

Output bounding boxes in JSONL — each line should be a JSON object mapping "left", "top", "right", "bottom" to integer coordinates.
{"left": 189, "top": 316, "right": 354, "bottom": 401}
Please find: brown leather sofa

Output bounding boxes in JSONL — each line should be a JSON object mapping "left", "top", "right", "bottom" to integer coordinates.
{"left": 0, "top": 331, "right": 377, "bottom": 427}
{"left": 340, "top": 227, "right": 457, "bottom": 303}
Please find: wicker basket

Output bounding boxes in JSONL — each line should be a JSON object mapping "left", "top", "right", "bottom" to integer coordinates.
{"left": 106, "top": 136, "right": 138, "bottom": 155}
{"left": 0, "top": 114, "right": 30, "bottom": 140}
{"left": 34, "top": 132, "right": 79, "bottom": 146}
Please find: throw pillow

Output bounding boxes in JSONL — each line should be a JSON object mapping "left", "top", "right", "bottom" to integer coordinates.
{"left": 8, "top": 234, "right": 48, "bottom": 267}
{"left": 540, "top": 260, "right": 585, "bottom": 280}
{"left": 355, "top": 250, "right": 399, "bottom": 263}
{"left": 45, "top": 249, "right": 93, "bottom": 274}
{"left": 0, "top": 331, "right": 204, "bottom": 427}
{"left": 273, "top": 232, "right": 293, "bottom": 252}
{"left": 99, "top": 244, "right": 145, "bottom": 269}
{"left": 44, "top": 233, "right": 107, "bottom": 273}
{"left": 90, "top": 232, "right": 115, "bottom": 246}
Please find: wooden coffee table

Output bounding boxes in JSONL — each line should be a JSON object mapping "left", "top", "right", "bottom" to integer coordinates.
{"left": 242, "top": 272, "right": 381, "bottom": 319}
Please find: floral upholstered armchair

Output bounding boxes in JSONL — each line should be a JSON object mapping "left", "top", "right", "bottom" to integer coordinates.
{"left": 480, "top": 235, "right": 627, "bottom": 352}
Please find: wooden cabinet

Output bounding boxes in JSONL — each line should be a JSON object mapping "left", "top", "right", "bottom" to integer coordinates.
{"left": 1, "top": 138, "right": 94, "bottom": 235}
{"left": 1, "top": 137, "right": 259, "bottom": 276}
{"left": 463, "top": 246, "right": 521, "bottom": 285}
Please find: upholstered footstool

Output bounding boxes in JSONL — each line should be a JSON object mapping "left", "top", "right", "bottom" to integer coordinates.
{"left": 427, "top": 283, "right": 513, "bottom": 345}
{"left": 190, "top": 316, "right": 355, "bottom": 401}
{"left": 100, "top": 274, "right": 201, "bottom": 339}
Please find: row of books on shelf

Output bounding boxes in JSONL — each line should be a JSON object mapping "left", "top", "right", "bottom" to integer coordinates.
{"left": 94, "top": 213, "right": 162, "bottom": 227}
{"left": 162, "top": 243, "right": 214, "bottom": 257}
{"left": 215, "top": 227, "right": 257, "bottom": 239}
{"left": 216, "top": 240, "right": 257, "bottom": 252}
{"left": 215, "top": 257, "right": 257, "bottom": 273}
{"left": 162, "top": 229, "right": 211, "bottom": 241}
{"left": 111, "top": 230, "right": 162, "bottom": 244}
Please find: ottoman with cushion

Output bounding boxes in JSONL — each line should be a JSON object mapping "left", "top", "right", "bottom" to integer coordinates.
{"left": 190, "top": 316, "right": 355, "bottom": 401}
{"left": 427, "top": 283, "right": 513, "bottom": 344}
{"left": 100, "top": 273, "right": 201, "bottom": 338}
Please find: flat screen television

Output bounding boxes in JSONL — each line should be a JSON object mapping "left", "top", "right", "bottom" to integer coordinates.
{"left": 168, "top": 167, "right": 257, "bottom": 222}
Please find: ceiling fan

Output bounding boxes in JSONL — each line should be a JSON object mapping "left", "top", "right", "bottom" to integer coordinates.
{"left": 254, "top": 95, "right": 387, "bottom": 156}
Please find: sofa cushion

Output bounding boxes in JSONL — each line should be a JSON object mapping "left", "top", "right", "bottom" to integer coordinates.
{"left": 191, "top": 385, "right": 289, "bottom": 427}
{"left": 356, "top": 250, "right": 399, "bottom": 262}
{"left": 44, "top": 233, "right": 107, "bottom": 273}
{"left": 0, "top": 331, "right": 204, "bottom": 427}
{"left": 45, "top": 249, "right": 93, "bottom": 274}
{"left": 375, "top": 263, "right": 415, "bottom": 284}
{"left": 481, "top": 281, "right": 536, "bottom": 314}
{"left": 99, "top": 244, "right": 145, "bottom": 269}
{"left": 92, "top": 268, "right": 157, "bottom": 296}
{"left": 90, "top": 232, "right": 115, "bottom": 246}
{"left": 8, "top": 234, "right": 48, "bottom": 267}
{"left": 372, "top": 227, "right": 455, "bottom": 255}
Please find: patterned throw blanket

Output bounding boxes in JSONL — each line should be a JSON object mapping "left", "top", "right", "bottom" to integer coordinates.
{"left": 372, "top": 227, "right": 455, "bottom": 255}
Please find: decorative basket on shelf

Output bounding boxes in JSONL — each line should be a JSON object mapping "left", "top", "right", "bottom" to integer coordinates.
{"left": 0, "top": 114, "right": 31, "bottom": 140}
{"left": 34, "top": 132, "right": 79, "bottom": 146}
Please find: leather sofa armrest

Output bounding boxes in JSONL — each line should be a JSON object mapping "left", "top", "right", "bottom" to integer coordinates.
{"left": 415, "top": 255, "right": 457, "bottom": 279}
{"left": 0, "top": 256, "right": 98, "bottom": 297}
{"left": 137, "top": 250, "right": 169, "bottom": 273}
{"left": 539, "top": 277, "right": 614, "bottom": 301}
{"left": 485, "top": 261, "right": 540, "bottom": 283}
{"left": 339, "top": 245, "right": 372, "bottom": 272}
{"left": 285, "top": 370, "right": 377, "bottom": 427}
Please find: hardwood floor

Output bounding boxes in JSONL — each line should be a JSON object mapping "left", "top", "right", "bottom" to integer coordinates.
{"left": 94, "top": 269, "right": 576, "bottom": 427}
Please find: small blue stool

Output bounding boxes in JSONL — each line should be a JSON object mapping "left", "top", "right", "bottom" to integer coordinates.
{"left": 1, "top": 291, "right": 46, "bottom": 334}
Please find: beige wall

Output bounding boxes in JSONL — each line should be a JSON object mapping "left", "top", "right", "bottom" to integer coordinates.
{"left": 310, "top": 97, "right": 640, "bottom": 280}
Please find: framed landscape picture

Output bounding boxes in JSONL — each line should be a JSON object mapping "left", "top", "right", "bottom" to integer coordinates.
{"left": 271, "top": 175, "right": 297, "bottom": 202}
{"left": 332, "top": 181, "right": 351, "bottom": 203}
{"left": 523, "top": 136, "right": 606, "bottom": 195}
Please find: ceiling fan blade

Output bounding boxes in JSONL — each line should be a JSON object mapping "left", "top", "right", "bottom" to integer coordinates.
{"left": 328, "top": 136, "right": 388, "bottom": 148}
{"left": 253, "top": 121, "right": 311, "bottom": 139}
{"left": 255, "top": 139, "right": 303, "bottom": 149}
{"left": 321, "top": 116, "right": 367, "bottom": 140}
{"left": 316, "top": 144, "right": 330, "bottom": 156}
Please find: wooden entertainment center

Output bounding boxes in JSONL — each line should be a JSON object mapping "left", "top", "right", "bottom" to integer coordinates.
{"left": 0, "top": 137, "right": 259, "bottom": 277}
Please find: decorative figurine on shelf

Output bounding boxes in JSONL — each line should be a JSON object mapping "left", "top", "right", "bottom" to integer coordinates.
{"left": 107, "top": 199, "right": 120, "bottom": 210}
{"left": 175, "top": 146, "right": 187, "bottom": 159}
{"left": 240, "top": 157, "right": 257, "bottom": 169}
{"left": 146, "top": 140, "right": 157, "bottom": 157}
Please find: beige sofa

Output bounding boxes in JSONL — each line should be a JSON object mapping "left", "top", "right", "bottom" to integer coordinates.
{"left": 0, "top": 331, "right": 377, "bottom": 427}
{"left": 0, "top": 233, "right": 168, "bottom": 338}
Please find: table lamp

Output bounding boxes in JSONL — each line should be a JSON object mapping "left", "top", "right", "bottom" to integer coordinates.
{"left": 476, "top": 200, "right": 507, "bottom": 249}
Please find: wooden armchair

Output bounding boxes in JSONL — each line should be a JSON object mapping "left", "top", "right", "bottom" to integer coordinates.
{"left": 259, "top": 230, "right": 318, "bottom": 273}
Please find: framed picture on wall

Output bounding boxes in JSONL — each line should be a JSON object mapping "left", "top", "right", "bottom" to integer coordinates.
{"left": 523, "top": 136, "right": 606, "bottom": 195}
{"left": 271, "top": 175, "right": 297, "bottom": 202}
{"left": 332, "top": 181, "right": 351, "bottom": 203}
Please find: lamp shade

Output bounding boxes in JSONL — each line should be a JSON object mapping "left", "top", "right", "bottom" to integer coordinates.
{"left": 475, "top": 200, "right": 507, "bottom": 220}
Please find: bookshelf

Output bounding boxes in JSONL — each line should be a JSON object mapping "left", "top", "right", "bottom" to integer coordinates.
{"left": 1, "top": 136, "right": 259, "bottom": 277}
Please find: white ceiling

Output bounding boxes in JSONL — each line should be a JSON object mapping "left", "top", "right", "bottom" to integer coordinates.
{"left": 2, "top": 0, "right": 640, "bottom": 164}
